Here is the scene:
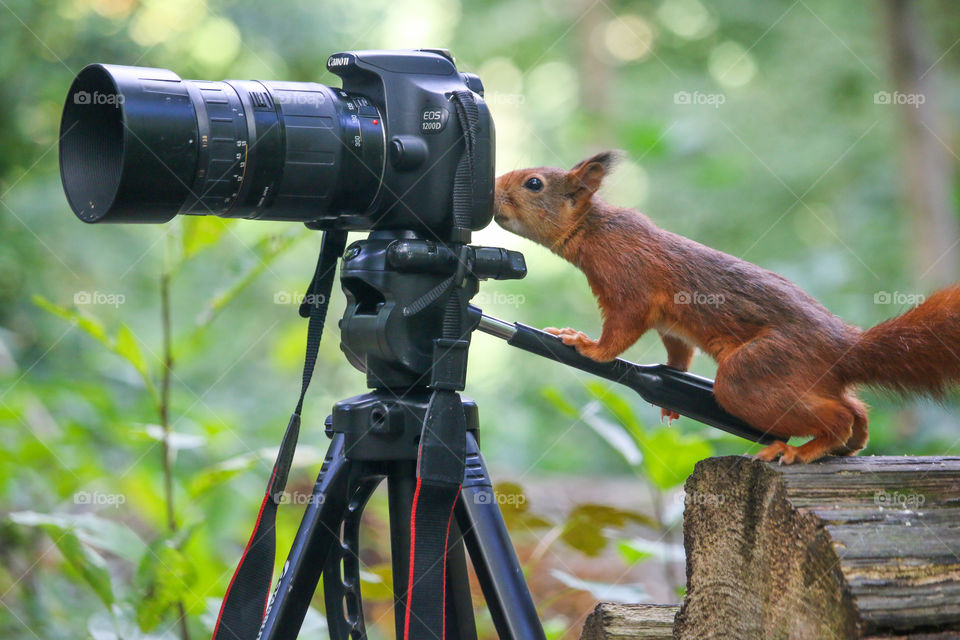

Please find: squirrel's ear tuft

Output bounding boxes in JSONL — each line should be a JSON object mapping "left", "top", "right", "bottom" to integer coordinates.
{"left": 568, "top": 150, "right": 624, "bottom": 195}
{"left": 570, "top": 150, "right": 624, "bottom": 173}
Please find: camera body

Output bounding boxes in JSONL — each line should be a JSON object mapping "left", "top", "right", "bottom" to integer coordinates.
{"left": 59, "top": 49, "right": 495, "bottom": 236}
{"left": 317, "top": 49, "right": 495, "bottom": 233}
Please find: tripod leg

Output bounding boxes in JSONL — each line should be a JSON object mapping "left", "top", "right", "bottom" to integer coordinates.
{"left": 259, "top": 434, "right": 354, "bottom": 640}
{"left": 387, "top": 461, "right": 416, "bottom": 639}
{"left": 445, "top": 520, "right": 478, "bottom": 640}
{"left": 323, "top": 474, "right": 383, "bottom": 639}
{"left": 458, "top": 432, "right": 546, "bottom": 640}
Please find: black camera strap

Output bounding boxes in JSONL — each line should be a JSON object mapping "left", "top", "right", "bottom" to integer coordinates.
{"left": 212, "top": 230, "right": 347, "bottom": 640}
{"left": 450, "top": 90, "right": 480, "bottom": 234}
{"left": 402, "top": 90, "right": 480, "bottom": 640}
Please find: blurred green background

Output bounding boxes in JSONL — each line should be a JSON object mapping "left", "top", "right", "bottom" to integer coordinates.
{"left": 3, "top": 0, "right": 960, "bottom": 638}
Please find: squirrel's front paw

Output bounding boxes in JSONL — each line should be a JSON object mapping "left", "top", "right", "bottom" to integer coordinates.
{"left": 547, "top": 327, "right": 592, "bottom": 347}
{"left": 544, "top": 327, "right": 614, "bottom": 361}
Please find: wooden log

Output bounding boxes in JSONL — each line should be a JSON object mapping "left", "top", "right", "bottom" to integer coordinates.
{"left": 580, "top": 603, "right": 679, "bottom": 640}
{"left": 674, "top": 455, "right": 960, "bottom": 639}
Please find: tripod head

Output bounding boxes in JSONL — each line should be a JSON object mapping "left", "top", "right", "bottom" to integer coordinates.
{"left": 338, "top": 231, "right": 526, "bottom": 389}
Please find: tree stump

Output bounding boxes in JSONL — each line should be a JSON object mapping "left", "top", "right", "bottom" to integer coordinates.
{"left": 580, "top": 603, "right": 679, "bottom": 640}
{"left": 674, "top": 455, "right": 960, "bottom": 639}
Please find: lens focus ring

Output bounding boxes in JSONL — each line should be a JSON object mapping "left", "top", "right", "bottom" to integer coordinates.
{"left": 181, "top": 81, "right": 249, "bottom": 215}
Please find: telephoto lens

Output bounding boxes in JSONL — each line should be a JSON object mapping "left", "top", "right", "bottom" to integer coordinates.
{"left": 59, "top": 64, "right": 385, "bottom": 224}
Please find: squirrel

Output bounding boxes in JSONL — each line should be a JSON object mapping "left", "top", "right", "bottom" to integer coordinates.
{"left": 494, "top": 150, "right": 960, "bottom": 464}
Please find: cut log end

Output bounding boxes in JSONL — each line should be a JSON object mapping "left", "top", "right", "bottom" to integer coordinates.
{"left": 675, "top": 455, "right": 960, "bottom": 639}
{"left": 580, "top": 603, "right": 678, "bottom": 640}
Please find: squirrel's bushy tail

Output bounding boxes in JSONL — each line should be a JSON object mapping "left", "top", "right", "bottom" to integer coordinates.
{"left": 840, "top": 285, "right": 960, "bottom": 396}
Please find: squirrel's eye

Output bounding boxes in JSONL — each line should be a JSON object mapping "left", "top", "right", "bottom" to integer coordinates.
{"left": 523, "top": 177, "right": 544, "bottom": 192}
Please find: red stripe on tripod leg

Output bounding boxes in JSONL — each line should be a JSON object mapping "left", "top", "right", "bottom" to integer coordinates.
{"left": 403, "top": 478, "right": 423, "bottom": 640}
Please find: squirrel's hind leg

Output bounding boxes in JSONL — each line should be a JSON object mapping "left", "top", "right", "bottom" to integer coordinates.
{"left": 713, "top": 349, "right": 856, "bottom": 463}
{"left": 751, "top": 396, "right": 856, "bottom": 464}
{"left": 831, "top": 393, "right": 869, "bottom": 456}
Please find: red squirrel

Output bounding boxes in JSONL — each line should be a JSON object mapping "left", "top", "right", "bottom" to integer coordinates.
{"left": 494, "top": 150, "right": 960, "bottom": 464}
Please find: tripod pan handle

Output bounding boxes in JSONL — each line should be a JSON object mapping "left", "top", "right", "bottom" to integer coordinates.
{"left": 475, "top": 312, "right": 783, "bottom": 445}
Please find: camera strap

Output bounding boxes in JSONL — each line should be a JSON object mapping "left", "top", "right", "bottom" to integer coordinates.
{"left": 450, "top": 90, "right": 480, "bottom": 234}
{"left": 402, "top": 90, "right": 480, "bottom": 640}
{"left": 211, "top": 230, "right": 347, "bottom": 640}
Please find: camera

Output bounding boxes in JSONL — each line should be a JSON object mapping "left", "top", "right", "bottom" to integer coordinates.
{"left": 59, "top": 49, "right": 495, "bottom": 236}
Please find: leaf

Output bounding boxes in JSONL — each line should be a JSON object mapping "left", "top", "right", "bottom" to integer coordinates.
{"left": 116, "top": 324, "right": 150, "bottom": 379}
{"left": 640, "top": 428, "right": 714, "bottom": 490}
{"left": 616, "top": 539, "right": 654, "bottom": 566}
{"left": 617, "top": 537, "right": 685, "bottom": 564}
{"left": 585, "top": 382, "right": 644, "bottom": 440}
{"left": 192, "top": 229, "right": 307, "bottom": 329}
{"left": 182, "top": 217, "right": 232, "bottom": 259}
{"left": 32, "top": 296, "right": 159, "bottom": 403}
{"left": 578, "top": 401, "right": 643, "bottom": 467}
{"left": 11, "top": 512, "right": 116, "bottom": 608}
{"left": 33, "top": 295, "right": 111, "bottom": 349}
{"left": 10, "top": 511, "right": 146, "bottom": 564}
{"left": 188, "top": 445, "right": 325, "bottom": 498}
{"left": 188, "top": 452, "right": 259, "bottom": 498}
{"left": 550, "top": 569, "right": 650, "bottom": 603}
{"left": 560, "top": 504, "right": 658, "bottom": 556}
{"left": 540, "top": 386, "right": 579, "bottom": 418}
{"left": 58, "top": 529, "right": 115, "bottom": 607}
{"left": 493, "top": 481, "right": 552, "bottom": 531}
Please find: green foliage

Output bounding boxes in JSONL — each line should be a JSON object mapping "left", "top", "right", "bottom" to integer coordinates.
{"left": 135, "top": 530, "right": 198, "bottom": 632}
{"left": 12, "top": 513, "right": 116, "bottom": 610}
{"left": 7, "top": 220, "right": 323, "bottom": 637}
{"left": 32, "top": 295, "right": 159, "bottom": 406}
{"left": 545, "top": 382, "right": 716, "bottom": 490}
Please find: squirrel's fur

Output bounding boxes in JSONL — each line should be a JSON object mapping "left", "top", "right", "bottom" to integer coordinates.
{"left": 494, "top": 151, "right": 960, "bottom": 463}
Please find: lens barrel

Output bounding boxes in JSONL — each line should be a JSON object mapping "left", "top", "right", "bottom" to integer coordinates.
{"left": 60, "top": 64, "right": 385, "bottom": 224}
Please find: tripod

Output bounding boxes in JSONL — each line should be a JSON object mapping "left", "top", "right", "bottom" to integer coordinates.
{"left": 251, "top": 230, "right": 782, "bottom": 639}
